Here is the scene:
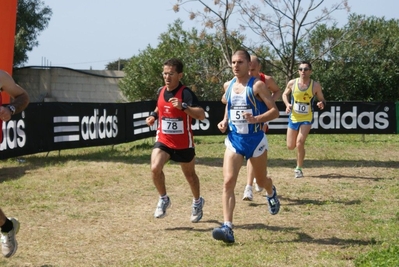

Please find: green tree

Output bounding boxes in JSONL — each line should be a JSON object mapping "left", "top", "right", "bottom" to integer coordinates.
{"left": 304, "top": 14, "right": 399, "bottom": 101}
{"left": 120, "top": 19, "right": 234, "bottom": 101}
{"left": 173, "top": 0, "right": 349, "bottom": 83}
{"left": 173, "top": 0, "right": 246, "bottom": 69}
{"left": 14, "top": 0, "right": 52, "bottom": 67}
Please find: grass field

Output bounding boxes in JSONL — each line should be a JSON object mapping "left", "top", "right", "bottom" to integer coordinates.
{"left": 0, "top": 134, "right": 398, "bottom": 267}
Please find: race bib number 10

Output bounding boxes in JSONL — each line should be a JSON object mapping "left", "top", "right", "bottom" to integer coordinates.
{"left": 161, "top": 117, "right": 184, "bottom": 134}
{"left": 293, "top": 102, "right": 310, "bottom": 114}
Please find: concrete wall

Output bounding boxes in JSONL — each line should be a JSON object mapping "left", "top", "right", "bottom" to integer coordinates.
{"left": 13, "top": 67, "right": 128, "bottom": 103}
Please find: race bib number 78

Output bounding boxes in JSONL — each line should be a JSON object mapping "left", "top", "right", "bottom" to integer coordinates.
{"left": 161, "top": 117, "right": 184, "bottom": 134}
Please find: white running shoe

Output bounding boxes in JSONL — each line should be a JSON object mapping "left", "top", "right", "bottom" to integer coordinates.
{"left": 295, "top": 168, "right": 304, "bottom": 178}
{"left": 242, "top": 186, "right": 253, "bottom": 201}
{"left": 191, "top": 197, "right": 205, "bottom": 223}
{"left": 154, "top": 197, "right": 171, "bottom": 218}
{"left": 253, "top": 178, "right": 264, "bottom": 192}
{"left": 1, "top": 218, "right": 20, "bottom": 258}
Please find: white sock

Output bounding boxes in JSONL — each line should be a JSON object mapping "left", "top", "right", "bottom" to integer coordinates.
{"left": 193, "top": 197, "right": 201, "bottom": 204}
{"left": 224, "top": 221, "right": 233, "bottom": 229}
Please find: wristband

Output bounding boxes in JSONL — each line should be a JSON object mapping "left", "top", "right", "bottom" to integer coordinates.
{"left": 149, "top": 111, "right": 158, "bottom": 120}
{"left": 7, "top": 105, "right": 16, "bottom": 115}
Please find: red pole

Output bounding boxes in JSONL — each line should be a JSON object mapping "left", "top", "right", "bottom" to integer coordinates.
{"left": 0, "top": 0, "right": 18, "bottom": 104}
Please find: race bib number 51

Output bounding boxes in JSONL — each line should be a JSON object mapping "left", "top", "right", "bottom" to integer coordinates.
{"left": 230, "top": 105, "right": 252, "bottom": 125}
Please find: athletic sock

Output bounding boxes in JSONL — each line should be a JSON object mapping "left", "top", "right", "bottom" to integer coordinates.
{"left": 266, "top": 187, "right": 275, "bottom": 198}
{"left": 224, "top": 221, "right": 233, "bottom": 229}
{"left": 193, "top": 198, "right": 201, "bottom": 205}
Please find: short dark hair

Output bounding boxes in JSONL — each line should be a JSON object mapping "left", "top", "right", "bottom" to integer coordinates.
{"left": 163, "top": 58, "right": 184, "bottom": 73}
{"left": 233, "top": 49, "right": 251, "bottom": 62}
{"left": 300, "top": 60, "right": 312, "bottom": 70}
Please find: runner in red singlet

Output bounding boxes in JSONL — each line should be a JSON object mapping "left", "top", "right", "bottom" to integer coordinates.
{"left": 146, "top": 58, "right": 206, "bottom": 223}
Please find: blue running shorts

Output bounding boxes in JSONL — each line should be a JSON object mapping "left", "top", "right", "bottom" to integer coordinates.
{"left": 225, "top": 132, "right": 268, "bottom": 159}
{"left": 288, "top": 120, "right": 312, "bottom": 131}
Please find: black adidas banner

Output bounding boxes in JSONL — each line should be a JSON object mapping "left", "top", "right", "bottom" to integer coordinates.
{"left": 0, "top": 101, "right": 396, "bottom": 159}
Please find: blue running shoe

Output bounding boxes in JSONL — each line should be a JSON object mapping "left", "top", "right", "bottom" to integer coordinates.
{"left": 191, "top": 197, "right": 205, "bottom": 223}
{"left": 212, "top": 224, "right": 235, "bottom": 243}
{"left": 266, "top": 185, "right": 280, "bottom": 215}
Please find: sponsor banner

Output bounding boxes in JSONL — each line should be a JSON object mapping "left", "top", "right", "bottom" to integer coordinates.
{"left": 0, "top": 101, "right": 396, "bottom": 159}
{"left": 125, "top": 101, "right": 156, "bottom": 142}
{"left": 0, "top": 110, "right": 29, "bottom": 159}
{"left": 50, "top": 103, "right": 124, "bottom": 149}
{"left": 268, "top": 102, "right": 396, "bottom": 134}
{"left": 189, "top": 101, "right": 220, "bottom": 136}
{"left": 0, "top": 103, "right": 126, "bottom": 159}
{"left": 311, "top": 102, "right": 395, "bottom": 134}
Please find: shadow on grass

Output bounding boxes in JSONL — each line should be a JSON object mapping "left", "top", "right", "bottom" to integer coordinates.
{"left": 2, "top": 145, "right": 397, "bottom": 183}
{"left": 164, "top": 220, "right": 295, "bottom": 233}
{"left": 164, "top": 221, "right": 376, "bottom": 248}
{"left": 280, "top": 197, "right": 361, "bottom": 206}
{"left": 268, "top": 158, "right": 399, "bottom": 169}
{"left": 0, "top": 165, "right": 28, "bottom": 183}
{"left": 289, "top": 232, "right": 377, "bottom": 247}
{"left": 0, "top": 145, "right": 150, "bottom": 182}
{"left": 196, "top": 157, "right": 399, "bottom": 169}
{"left": 246, "top": 198, "right": 361, "bottom": 208}
{"left": 309, "top": 173, "right": 387, "bottom": 181}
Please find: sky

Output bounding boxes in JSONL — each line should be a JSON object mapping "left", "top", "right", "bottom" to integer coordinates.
{"left": 25, "top": 0, "right": 399, "bottom": 70}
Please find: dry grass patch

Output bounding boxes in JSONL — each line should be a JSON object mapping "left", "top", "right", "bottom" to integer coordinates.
{"left": 0, "top": 135, "right": 398, "bottom": 266}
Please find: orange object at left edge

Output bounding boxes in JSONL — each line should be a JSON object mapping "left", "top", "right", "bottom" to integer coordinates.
{"left": 0, "top": 0, "right": 18, "bottom": 104}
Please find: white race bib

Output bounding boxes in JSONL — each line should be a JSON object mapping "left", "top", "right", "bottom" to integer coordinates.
{"left": 293, "top": 102, "right": 310, "bottom": 114}
{"left": 229, "top": 105, "right": 252, "bottom": 125}
{"left": 161, "top": 117, "right": 184, "bottom": 134}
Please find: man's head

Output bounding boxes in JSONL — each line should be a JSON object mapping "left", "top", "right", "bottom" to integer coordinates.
{"left": 231, "top": 49, "right": 251, "bottom": 78}
{"left": 249, "top": 55, "right": 262, "bottom": 77}
{"left": 298, "top": 60, "right": 312, "bottom": 78}
{"left": 162, "top": 58, "right": 184, "bottom": 89}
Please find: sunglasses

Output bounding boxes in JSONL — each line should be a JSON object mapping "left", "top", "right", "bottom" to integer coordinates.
{"left": 162, "top": 72, "right": 177, "bottom": 76}
{"left": 298, "top": 68, "right": 310, "bottom": 71}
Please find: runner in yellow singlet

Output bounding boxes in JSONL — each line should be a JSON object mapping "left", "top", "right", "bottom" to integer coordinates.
{"left": 282, "top": 61, "right": 326, "bottom": 178}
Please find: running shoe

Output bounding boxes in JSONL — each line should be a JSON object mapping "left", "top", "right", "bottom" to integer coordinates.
{"left": 154, "top": 197, "right": 171, "bottom": 218}
{"left": 1, "top": 218, "right": 20, "bottom": 258}
{"left": 212, "top": 224, "right": 235, "bottom": 243}
{"left": 266, "top": 186, "right": 280, "bottom": 215}
{"left": 295, "top": 168, "right": 304, "bottom": 178}
{"left": 191, "top": 197, "right": 205, "bottom": 223}
{"left": 242, "top": 186, "right": 253, "bottom": 201}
